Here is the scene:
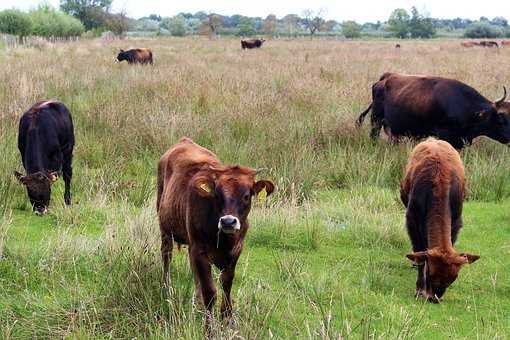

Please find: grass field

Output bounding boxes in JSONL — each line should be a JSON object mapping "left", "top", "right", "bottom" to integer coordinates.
{"left": 0, "top": 37, "right": 509, "bottom": 339}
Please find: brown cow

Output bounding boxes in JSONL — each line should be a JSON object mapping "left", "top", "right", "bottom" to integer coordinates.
{"left": 400, "top": 138, "right": 479, "bottom": 303}
{"left": 241, "top": 38, "right": 265, "bottom": 49}
{"left": 116, "top": 48, "right": 153, "bottom": 64}
{"left": 501, "top": 40, "right": 510, "bottom": 47}
{"left": 157, "top": 138, "right": 274, "bottom": 332}
{"left": 461, "top": 40, "right": 477, "bottom": 47}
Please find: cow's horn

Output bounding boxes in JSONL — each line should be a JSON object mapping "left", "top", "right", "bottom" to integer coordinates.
{"left": 496, "top": 86, "right": 507, "bottom": 105}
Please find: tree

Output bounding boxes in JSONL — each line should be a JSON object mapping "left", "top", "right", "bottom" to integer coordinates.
{"left": 30, "top": 5, "right": 84, "bottom": 38}
{"left": 104, "top": 11, "right": 130, "bottom": 37}
{"left": 198, "top": 14, "right": 222, "bottom": 39}
{"left": 387, "top": 8, "right": 410, "bottom": 38}
{"left": 60, "top": 0, "right": 112, "bottom": 30}
{"left": 0, "top": 9, "right": 33, "bottom": 42}
{"left": 464, "top": 21, "right": 503, "bottom": 38}
{"left": 262, "top": 14, "right": 277, "bottom": 36}
{"left": 236, "top": 16, "right": 255, "bottom": 36}
{"left": 409, "top": 6, "right": 435, "bottom": 38}
{"left": 491, "top": 16, "right": 508, "bottom": 27}
{"left": 342, "top": 20, "right": 361, "bottom": 38}
{"left": 160, "top": 15, "right": 187, "bottom": 37}
{"left": 302, "top": 9, "right": 326, "bottom": 38}
{"left": 282, "top": 14, "right": 299, "bottom": 37}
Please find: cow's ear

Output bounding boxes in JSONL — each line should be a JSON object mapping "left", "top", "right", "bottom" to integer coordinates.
{"left": 459, "top": 253, "right": 480, "bottom": 264}
{"left": 253, "top": 180, "right": 275, "bottom": 199}
{"left": 14, "top": 171, "right": 28, "bottom": 185}
{"left": 193, "top": 177, "right": 215, "bottom": 198}
{"left": 406, "top": 251, "right": 428, "bottom": 264}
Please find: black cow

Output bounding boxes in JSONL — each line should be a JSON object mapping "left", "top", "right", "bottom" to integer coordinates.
{"left": 356, "top": 73, "right": 510, "bottom": 149}
{"left": 241, "top": 39, "right": 265, "bottom": 49}
{"left": 15, "top": 101, "right": 75, "bottom": 214}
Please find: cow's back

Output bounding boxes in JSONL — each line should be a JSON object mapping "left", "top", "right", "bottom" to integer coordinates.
{"left": 157, "top": 138, "right": 220, "bottom": 244}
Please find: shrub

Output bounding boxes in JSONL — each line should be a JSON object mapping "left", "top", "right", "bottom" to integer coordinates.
{"left": 0, "top": 9, "right": 32, "bottom": 39}
{"left": 464, "top": 21, "right": 503, "bottom": 38}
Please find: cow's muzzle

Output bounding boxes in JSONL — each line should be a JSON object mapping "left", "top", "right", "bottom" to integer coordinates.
{"left": 218, "top": 215, "right": 241, "bottom": 234}
{"left": 34, "top": 206, "right": 48, "bottom": 216}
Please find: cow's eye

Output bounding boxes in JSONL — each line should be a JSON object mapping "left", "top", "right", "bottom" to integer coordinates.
{"left": 243, "top": 193, "right": 250, "bottom": 202}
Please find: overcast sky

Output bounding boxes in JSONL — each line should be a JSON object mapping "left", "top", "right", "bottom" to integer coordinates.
{"left": 1, "top": 0, "right": 508, "bottom": 23}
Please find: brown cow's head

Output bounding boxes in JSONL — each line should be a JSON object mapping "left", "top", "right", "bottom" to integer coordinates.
{"left": 407, "top": 248, "right": 479, "bottom": 302}
{"left": 116, "top": 49, "right": 129, "bottom": 63}
{"left": 14, "top": 170, "right": 58, "bottom": 215}
{"left": 192, "top": 166, "right": 274, "bottom": 234}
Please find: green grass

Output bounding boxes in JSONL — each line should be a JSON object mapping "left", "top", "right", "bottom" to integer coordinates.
{"left": 1, "top": 37, "right": 510, "bottom": 338}
{"left": 1, "top": 188, "right": 509, "bottom": 338}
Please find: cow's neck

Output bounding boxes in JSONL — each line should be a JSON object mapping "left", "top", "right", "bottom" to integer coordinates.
{"left": 25, "top": 128, "right": 45, "bottom": 174}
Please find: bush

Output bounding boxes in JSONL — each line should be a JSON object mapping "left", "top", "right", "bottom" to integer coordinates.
{"left": 0, "top": 9, "right": 32, "bottom": 38}
{"left": 342, "top": 21, "right": 361, "bottom": 38}
{"left": 464, "top": 21, "right": 503, "bottom": 38}
{"left": 30, "top": 6, "right": 84, "bottom": 38}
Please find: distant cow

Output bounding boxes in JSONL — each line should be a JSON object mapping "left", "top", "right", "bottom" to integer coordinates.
{"left": 116, "top": 48, "right": 153, "bottom": 64}
{"left": 478, "top": 40, "right": 499, "bottom": 48}
{"left": 461, "top": 41, "right": 477, "bottom": 47}
{"left": 15, "top": 101, "right": 75, "bottom": 215}
{"left": 241, "top": 39, "right": 265, "bottom": 49}
{"left": 356, "top": 72, "right": 510, "bottom": 148}
{"left": 401, "top": 138, "right": 479, "bottom": 303}
{"left": 157, "top": 138, "right": 274, "bottom": 332}
{"left": 501, "top": 40, "right": 510, "bottom": 47}
{"left": 395, "top": 44, "right": 401, "bottom": 49}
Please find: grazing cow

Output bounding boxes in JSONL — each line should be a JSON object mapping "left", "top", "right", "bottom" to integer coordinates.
{"left": 356, "top": 72, "right": 510, "bottom": 149}
{"left": 15, "top": 101, "right": 75, "bottom": 215}
{"left": 241, "top": 39, "right": 265, "bottom": 49}
{"left": 501, "top": 40, "right": 510, "bottom": 47}
{"left": 461, "top": 41, "right": 477, "bottom": 47}
{"left": 116, "top": 48, "right": 153, "bottom": 64}
{"left": 478, "top": 40, "right": 499, "bottom": 48}
{"left": 157, "top": 138, "right": 274, "bottom": 332}
{"left": 401, "top": 138, "right": 479, "bottom": 303}
{"left": 395, "top": 44, "right": 401, "bottom": 49}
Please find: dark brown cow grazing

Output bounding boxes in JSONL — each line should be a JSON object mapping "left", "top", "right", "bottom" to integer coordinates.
{"left": 116, "top": 48, "right": 153, "bottom": 64}
{"left": 157, "top": 138, "right": 274, "bottom": 332}
{"left": 357, "top": 72, "right": 510, "bottom": 148}
{"left": 395, "top": 43, "right": 401, "bottom": 49}
{"left": 401, "top": 138, "right": 479, "bottom": 303}
{"left": 478, "top": 40, "right": 499, "bottom": 48}
{"left": 241, "top": 38, "right": 265, "bottom": 49}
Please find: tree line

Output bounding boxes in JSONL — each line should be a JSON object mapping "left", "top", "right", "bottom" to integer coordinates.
{"left": 1, "top": 2, "right": 509, "bottom": 41}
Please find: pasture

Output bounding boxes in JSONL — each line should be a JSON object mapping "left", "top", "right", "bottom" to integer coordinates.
{"left": 0, "top": 37, "right": 509, "bottom": 338}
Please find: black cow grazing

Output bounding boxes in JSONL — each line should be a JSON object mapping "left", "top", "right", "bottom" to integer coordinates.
{"left": 15, "top": 101, "right": 75, "bottom": 215}
{"left": 241, "top": 39, "right": 265, "bottom": 49}
{"left": 356, "top": 73, "right": 510, "bottom": 149}
{"left": 116, "top": 48, "right": 153, "bottom": 64}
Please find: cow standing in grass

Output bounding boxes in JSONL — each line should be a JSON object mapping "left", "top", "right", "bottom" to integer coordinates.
{"left": 400, "top": 138, "right": 479, "bottom": 303}
{"left": 356, "top": 72, "right": 510, "bottom": 149}
{"left": 116, "top": 48, "right": 153, "bottom": 64}
{"left": 241, "top": 39, "right": 265, "bottom": 49}
{"left": 15, "top": 101, "right": 74, "bottom": 215}
{"left": 157, "top": 138, "right": 274, "bottom": 333}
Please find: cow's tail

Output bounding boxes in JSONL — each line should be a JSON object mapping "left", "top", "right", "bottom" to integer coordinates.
{"left": 356, "top": 102, "right": 373, "bottom": 127}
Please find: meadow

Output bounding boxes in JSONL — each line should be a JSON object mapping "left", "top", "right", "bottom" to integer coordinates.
{"left": 0, "top": 37, "right": 509, "bottom": 339}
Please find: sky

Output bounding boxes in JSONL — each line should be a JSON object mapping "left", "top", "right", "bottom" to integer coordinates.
{"left": 1, "top": 0, "right": 508, "bottom": 23}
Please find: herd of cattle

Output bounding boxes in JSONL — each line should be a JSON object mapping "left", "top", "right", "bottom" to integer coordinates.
{"left": 461, "top": 40, "right": 510, "bottom": 48}
{"left": 11, "top": 41, "right": 510, "bottom": 334}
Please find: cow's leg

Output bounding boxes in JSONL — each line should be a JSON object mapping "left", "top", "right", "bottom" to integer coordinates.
{"left": 370, "top": 120, "right": 383, "bottom": 140}
{"left": 189, "top": 247, "right": 216, "bottom": 334}
{"left": 416, "top": 264, "right": 426, "bottom": 298}
{"left": 62, "top": 152, "right": 73, "bottom": 206}
{"left": 161, "top": 233, "right": 173, "bottom": 288}
{"left": 220, "top": 265, "right": 236, "bottom": 320}
{"left": 405, "top": 199, "right": 427, "bottom": 297}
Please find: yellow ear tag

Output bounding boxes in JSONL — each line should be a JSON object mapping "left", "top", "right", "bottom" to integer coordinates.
{"left": 200, "top": 183, "right": 211, "bottom": 193}
{"left": 258, "top": 187, "right": 267, "bottom": 201}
